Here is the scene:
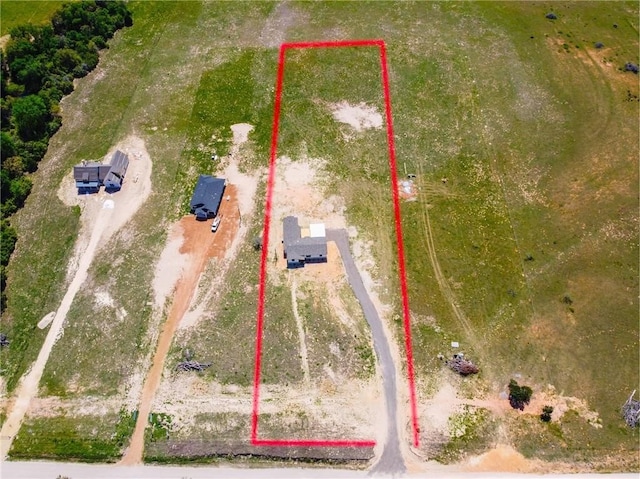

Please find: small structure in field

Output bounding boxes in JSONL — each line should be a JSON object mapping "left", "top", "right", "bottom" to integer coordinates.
{"left": 73, "top": 150, "right": 130, "bottom": 193}
{"left": 283, "top": 216, "right": 327, "bottom": 269}
{"left": 190, "top": 175, "right": 226, "bottom": 221}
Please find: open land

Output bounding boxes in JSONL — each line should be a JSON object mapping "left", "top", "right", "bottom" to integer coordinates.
{"left": 0, "top": 0, "right": 638, "bottom": 475}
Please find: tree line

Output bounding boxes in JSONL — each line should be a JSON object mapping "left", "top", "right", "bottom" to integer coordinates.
{"left": 0, "top": 1, "right": 132, "bottom": 310}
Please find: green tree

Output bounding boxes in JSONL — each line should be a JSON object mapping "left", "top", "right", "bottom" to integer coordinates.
{"left": 508, "top": 379, "right": 533, "bottom": 410}
{"left": 1, "top": 132, "right": 17, "bottom": 160}
{"left": 2, "top": 156, "right": 25, "bottom": 179}
{"left": 53, "top": 48, "right": 83, "bottom": 72}
{"left": 1, "top": 220, "right": 17, "bottom": 266}
{"left": 12, "top": 95, "right": 49, "bottom": 140}
{"left": 9, "top": 176, "right": 32, "bottom": 209}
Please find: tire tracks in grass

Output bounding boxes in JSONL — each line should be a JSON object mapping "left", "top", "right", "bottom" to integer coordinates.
{"left": 289, "top": 277, "right": 311, "bottom": 385}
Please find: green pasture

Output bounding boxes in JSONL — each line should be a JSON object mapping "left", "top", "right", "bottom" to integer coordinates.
{"left": 0, "top": 1, "right": 66, "bottom": 36}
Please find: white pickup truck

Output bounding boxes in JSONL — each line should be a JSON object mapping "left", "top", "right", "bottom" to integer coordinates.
{"left": 211, "top": 215, "right": 222, "bottom": 233}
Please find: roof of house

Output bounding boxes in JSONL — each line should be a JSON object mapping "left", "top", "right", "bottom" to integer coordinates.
{"left": 287, "top": 237, "right": 328, "bottom": 262}
{"left": 104, "top": 150, "right": 129, "bottom": 188}
{"left": 190, "top": 175, "right": 226, "bottom": 218}
{"left": 283, "top": 216, "right": 327, "bottom": 262}
{"left": 73, "top": 162, "right": 111, "bottom": 185}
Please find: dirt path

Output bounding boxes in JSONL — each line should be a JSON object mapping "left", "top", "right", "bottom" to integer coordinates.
{"left": 420, "top": 206, "right": 475, "bottom": 340}
{"left": 120, "top": 186, "right": 240, "bottom": 465}
{"left": 0, "top": 138, "right": 152, "bottom": 460}
{"left": 326, "top": 229, "right": 405, "bottom": 476}
{"left": 289, "top": 277, "right": 310, "bottom": 385}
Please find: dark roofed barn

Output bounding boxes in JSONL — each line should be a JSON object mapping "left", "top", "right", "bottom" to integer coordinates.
{"left": 282, "top": 216, "right": 327, "bottom": 269}
{"left": 190, "top": 175, "right": 226, "bottom": 221}
{"left": 104, "top": 150, "right": 129, "bottom": 191}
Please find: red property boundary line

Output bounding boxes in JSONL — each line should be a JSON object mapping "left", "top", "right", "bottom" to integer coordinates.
{"left": 251, "top": 39, "right": 419, "bottom": 448}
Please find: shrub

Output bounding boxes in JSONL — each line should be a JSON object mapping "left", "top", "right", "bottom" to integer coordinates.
{"left": 508, "top": 379, "right": 533, "bottom": 410}
{"left": 540, "top": 405, "right": 554, "bottom": 422}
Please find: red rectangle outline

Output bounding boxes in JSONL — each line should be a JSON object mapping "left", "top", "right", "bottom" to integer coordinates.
{"left": 251, "top": 39, "right": 419, "bottom": 448}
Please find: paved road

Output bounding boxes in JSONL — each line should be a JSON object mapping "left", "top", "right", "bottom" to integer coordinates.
{"left": 326, "top": 229, "right": 405, "bottom": 476}
{"left": 3, "top": 460, "right": 636, "bottom": 479}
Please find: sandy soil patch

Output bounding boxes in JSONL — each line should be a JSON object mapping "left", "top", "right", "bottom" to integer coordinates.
{"left": 0, "top": 35, "right": 10, "bottom": 51}
{"left": 36, "top": 312, "right": 55, "bottom": 330}
{"left": 26, "top": 396, "right": 122, "bottom": 419}
{"left": 230, "top": 123, "right": 253, "bottom": 146}
{"left": 330, "top": 101, "right": 383, "bottom": 131}
{"left": 463, "top": 444, "right": 533, "bottom": 472}
{"left": 151, "top": 377, "right": 379, "bottom": 440}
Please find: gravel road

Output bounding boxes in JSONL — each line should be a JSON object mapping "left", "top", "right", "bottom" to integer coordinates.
{"left": 326, "top": 229, "right": 405, "bottom": 476}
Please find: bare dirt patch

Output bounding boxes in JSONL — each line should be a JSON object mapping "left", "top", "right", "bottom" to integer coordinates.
{"left": 329, "top": 101, "right": 383, "bottom": 131}
{"left": 464, "top": 444, "right": 534, "bottom": 472}
{"left": 0, "top": 34, "right": 10, "bottom": 51}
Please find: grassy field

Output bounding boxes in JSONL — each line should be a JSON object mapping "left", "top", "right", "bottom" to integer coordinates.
{"left": 0, "top": 0, "right": 67, "bottom": 36}
{"left": 1, "top": 0, "right": 637, "bottom": 468}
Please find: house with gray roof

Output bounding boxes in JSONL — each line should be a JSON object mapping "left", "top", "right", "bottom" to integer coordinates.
{"left": 190, "top": 175, "right": 226, "bottom": 220}
{"left": 73, "top": 162, "right": 111, "bottom": 193}
{"left": 73, "top": 150, "right": 130, "bottom": 193}
{"left": 283, "top": 216, "right": 327, "bottom": 269}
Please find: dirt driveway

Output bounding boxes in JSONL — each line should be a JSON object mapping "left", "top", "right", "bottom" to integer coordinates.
{"left": 120, "top": 185, "right": 240, "bottom": 465}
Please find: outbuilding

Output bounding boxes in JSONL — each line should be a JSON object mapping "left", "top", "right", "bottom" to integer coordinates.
{"left": 190, "top": 175, "right": 226, "bottom": 220}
